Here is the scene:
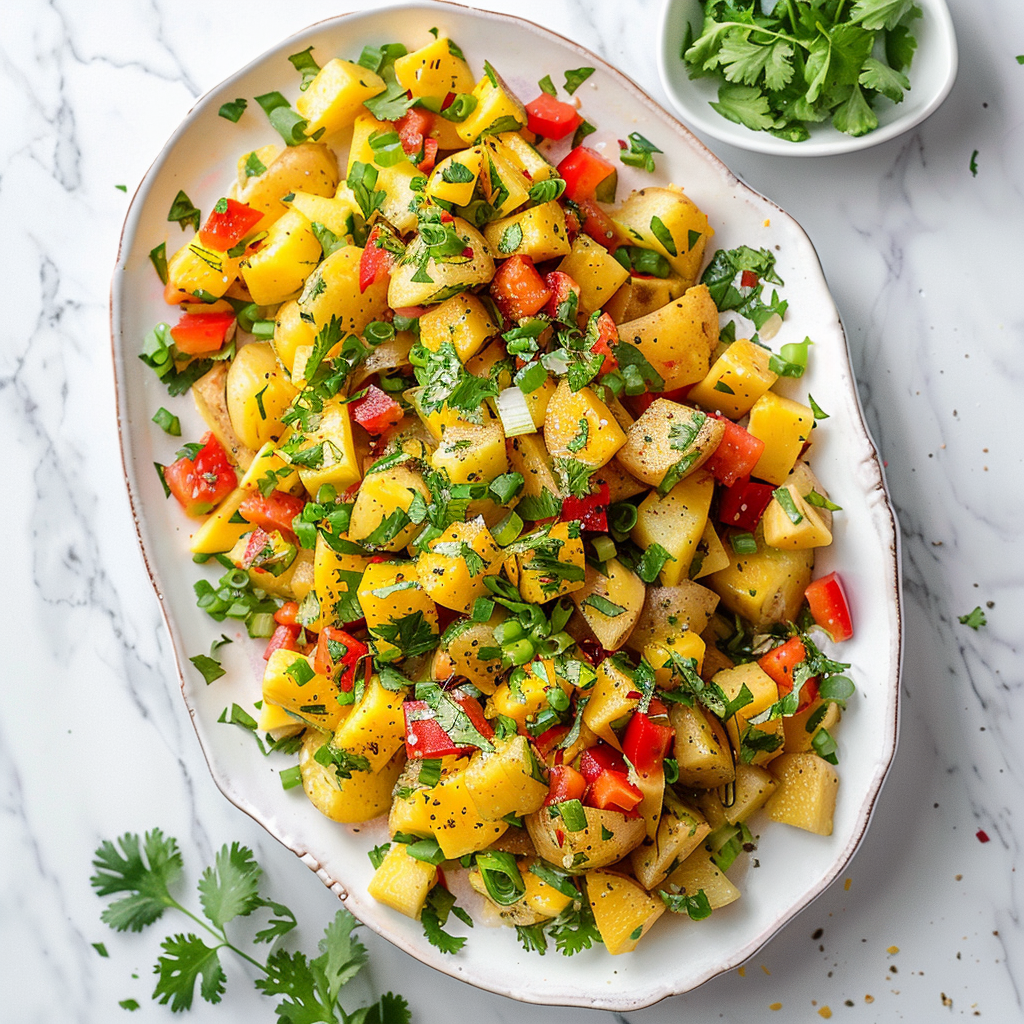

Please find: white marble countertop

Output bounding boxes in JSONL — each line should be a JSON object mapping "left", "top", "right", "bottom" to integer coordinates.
{"left": 2, "top": 0, "right": 1021, "bottom": 1020}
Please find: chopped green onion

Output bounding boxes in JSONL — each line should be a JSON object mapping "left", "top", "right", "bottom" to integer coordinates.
{"left": 495, "top": 386, "right": 537, "bottom": 437}
{"left": 475, "top": 851, "right": 526, "bottom": 906}
{"left": 491, "top": 510, "right": 524, "bottom": 547}
{"left": 591, "top": 536, "right": 616, "bottom": 562}
{"left": 609, "top": 502, "right": 638, "bottom": 534}
{"left": 280, "top": 765, "right": 303, "bottom": 790}
{"left": 503, "top": 637, "right": 536, "bottom": 666}
{"left": 247, "top": 612, "right": 277, "bottom": 638}
{"left": 493, "top": 620, "right": 525, "bottom": 646}
{"left": 730, "top": 531, "right": 758, "bottom": 554}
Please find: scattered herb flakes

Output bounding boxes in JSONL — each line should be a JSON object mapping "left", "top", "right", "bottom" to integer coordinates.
{"left": 619, "top": 132, "right": 662, "bottom": 173}
{"left": 188, "top": 653, "right": 225, "bottom": 685}
{"left": 218, "top": 98, "right": 248, "bottom": 122}
{"left": 958, "top": 606, "right": 986, "bottom": 630}
{"left": 118, "top": 999, "right": 140, "bottom": 1011}
{"left": 167, "top": 190, "right": 200, "bottom": 232}
{"left": 563, "top": 66, "right": 595, "bottom": 95}
{"left": 970, "top": 149, "right": 979, "bottom": 177}
{"left": 115, "top": 184, "right": 127, "bottom": 192}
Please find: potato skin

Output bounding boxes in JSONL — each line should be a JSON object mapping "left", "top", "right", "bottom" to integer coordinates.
{"left": 526, "top": 805, "right": 646, "bottom": 872}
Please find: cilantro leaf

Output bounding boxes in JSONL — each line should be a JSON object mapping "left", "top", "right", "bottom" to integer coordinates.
{"left": 197, "top": 842, "right": 263, "bottom": 928}
{"left": 959, "top": 606, "right": 987, "bottom": 630}
{"left": 153, "top": 933, "right": 226, "bottom": 1011}
{"left": 90, "top": 830, "right": 182, "bottom": 933}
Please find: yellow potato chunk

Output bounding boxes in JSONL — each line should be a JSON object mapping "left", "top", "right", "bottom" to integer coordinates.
{"left": 480, "top": 143, "right": 532, "bottom": 217}
{"left": 417, "top": 518, "right": 503, "bottom": 613}
{"left": 357, "top": 561, "right": 438, "bottom": 662}
{"left": 290, "top": 398, "right": 362, "bottom": 497}
{"left": 670, "top": 702, "right": 735, "bottom": 788}
{"left": 166, "top": 241, "right": 240, "bottom": 301}
{"left": 516, "top": 521, "right": 586, "bottom": 604}
{"left": 488, "top": 658, "right": 569, "bottom": 730}
{"left": 419, "top": 293, "right": 499, "bottom": 362}
{"left": 663, "top": 847, "right": 740, "bottom": 910}
{"left": 348, "top": 465, "right": 430, "bottom": 552}
{"left": 367, "top": 842, "right": 437, "bottom": 919}
{"left": 543, "top": 381, "right": 626, "bottom": 469}
{"left": 631, "top": 795, "right": 710, "bottom": 890}
{"left": 603, "top": 272, "right": 687, "bottom": 324}
{"left": 394, "top": 36, "right": 476, "bottom": 97}
{"left": 747, "top": 391, "right": 815, "bottom": 485}
{"left": 332, "top": 676, "right": 408, "bottom": 773}
{"left": 464, "top": 735, "right": 549, "bottom": 821}
{"left": 713, "top": 662, "right": 785, "bottom": 766}
{"left": 483, "top": 201, "right": 571, "bottom": 262}
{"left": 239, "top": 210, "right": 321, "bottom": 305}
{"left": 298, "top": 245, "right": 390, "bottom": 335}
{"left": 313, "top": 532, "right": 369, "bottom": 632}
{"left": 583, "top": 656, "right": 640, "bottom": 749}
{"left": 429, "top": 420, "right": 507, "bottom": 485}
{"left": 288, "top": 190, "right": 360, "bottom": 240}
{"left": 765, "top": 752, "right": 839, "bottom": 834}
{"left": 570, "top": 559, "right": 645, "bottom": 651}
{"left": 456, "top": 67, "right": 526, "bottom": 144}
{"left": 587, "top": 871, "right": 666, "bottom": 955}
{"left": 271, "top": 299, "right": 316, "bottom": 376}
{"left": 762, "top": 484, "right": 833, "bottom": 550}
{"left": 426, "top": 148, "right": 486, "bottom": 206}
{"left": 783, "top": 699, "right": 841, "bottom": 753}
{"left": 617, "top": 401, "right": 724, "bottom": 489}
{"left": 296, "top": 59, "right": 386, "bottom": 138}
{"left": 688, "top": 339, "right": 779, "bottom": 418}
{"left": 556, "top": 233, "right": 631, "bottom": 315}
{"left": 263, "top": 649, "right": 345, "bottom": 732}
{"left": 225, "top": 341, "right": 297, "bottom": 451}
{"left": 725, "top": 763, "right": 778, "bottom": 824}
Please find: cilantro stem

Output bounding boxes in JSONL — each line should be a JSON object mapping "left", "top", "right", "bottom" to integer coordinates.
{"left": 710, "top": 20, "right": 809, "bottom": 51}
{"left": 166, "top": 897, "right": 267, "bottom": 973}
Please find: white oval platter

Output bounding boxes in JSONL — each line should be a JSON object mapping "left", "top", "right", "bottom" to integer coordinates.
{"left": 111, "top": 0, "right": 902, "bottom": 1009}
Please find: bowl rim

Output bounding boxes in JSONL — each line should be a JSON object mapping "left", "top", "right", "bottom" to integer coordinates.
{"left": 110, "top": 0, "right": 903, "bottom": 1007}
{"left": 656, "top": 0, "right": 959, "bottom": 157}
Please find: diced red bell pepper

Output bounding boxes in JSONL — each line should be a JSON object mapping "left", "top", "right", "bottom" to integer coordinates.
{"left": 544, "top": 763, "right": 588, "bottom": 805}
{"left": 169, "top": 310, "right": 236, "bottom": 355}
{"left": 162, "top": 433, "right": 236, "bottom": 517}
{"left": 358, "top": 225, "right": 397, "bottom": 293}
{"left": 557, "top": 146, "right": 616, "bottom": 202}
{"left": 578, "top": 743, "right": 628, "bottom": 783}
{"left": 718, "top": 477, "right": 776, "bottom": 532}
{"left": 535, "top": 725, "right": 569, "bottom": 757}
{"left": 758, "top": 636, "right": 819, "bottom": 711}
{"left": 590, "top": 312, "right": 619, "bottom": 373}
{"left": 805, "top": 572, "right": 854, "bottom": 642}
{"left": 626, "top": 385, "right": 691, "bottom": 418}
{"left": 740, "top": 270, "right": 760, "bottom": 289}
{"left": 274, "top": 601, "right": 300, "bottom": 626}
{"left": 577, "top": 638, "right": 611, "bottom": 666}
{"left": 263, "top": 622, "right": 301, "bottom": 661}
{"left": 395, "top": 108, "right": 439, "bottom": 172}
{"left": 578, "top": 197, "right": 619, "bottom": 248}
{"left": 313, "top": 627, "right": 369, "bottom": 691}
{"left": 490, "top": 255, "right": 552, "bottom": 321}
{"left": 622, "top": 711, "right": 676, "bottom": 774}
{"left": 525, "top": 93, "right": 583, "bottom": 140}
{"left": 403, "top": 691, "right": 494, "bottom": 759}
{"left": 241, "top": 526, "right": 272, "bottom": 569}
{"left": 587, "top": 769, "right": 643, "bottom": 813}
{"left": 350, "top": 384, "right": 404, "bottom": 435}
{"left": 542, "top": 270, "right": 581, "bottom": 319}
{"left": 239, "top": 490, "right": 306, "bottom": 541}
{"left": 198, "top": 198, "right": 263, "bottom": 251}
{"left": 705, "top": 417, "right": 766, "bottom": 488}
{"left": 560, "top": 481, "right": 609, "bottom": 532}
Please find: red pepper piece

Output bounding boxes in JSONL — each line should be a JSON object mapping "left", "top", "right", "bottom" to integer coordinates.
{"left": 543, "top": 763, "right": 588, "bottom": 806}
{"left": 263, "top": 622, "right": 301, "bottom": 661}
{"left": 350, "top": 384, "right": 404, "bottom": 435}
{"left": 718, "top": 477, "right": 775, "bottom": 532}
{"left": 198, "top": 198, "right": 262, "bottom": 250}
{"left": 525, "top": 93, "right": 583, "bottom": 140}
{"left": 622, "top": 711, "right": 676, "bottom": 775}
{"left": 589, "top": 312, "right": 619, "bottom": 373}
{"left": 490, "top": 255, "right": 552, "bottom": 321}
{"left": 625, "top": 385, "right": 692, "bottom": 418}
{"left": 704, "top": 416, "right": 766, "bottom": 488}
{"left": 162, "top": 433, "right": 236, "bottom": 517}
{"left": 274, "top": 601, "right": 300, "bottom": 626}
{"left": 587, "top": 769, "right": 643, "bottom": 813}
{"left": 556, "top": 146, "right": 616, "bottom": 202}
{"left": 542, "top": 270, "right": 581, "bottom": 318}
{"left": 805, "top": 571, "right": 854, "bottom": 642}
{"left": 169, "top": 310, "right": 236, "bottom": 355}
{"left": 358, "top": 225, "right": 396, "bottom": 293}
{"left": 758, "top": 636, "right": 819, "bottom": 711}
{"left": 239, "top": 490, "right": 306, "bottom": 541}
{"left": 560, "top": 481, "right": 610, "bottom": 532}
{"left": 313, "top": 627, "right": 368, "bottom": 692}
{"left": 403, "top": 691, "right": 494, "bottom": 759}
{"left": 578, "top": 743, "right": 628, "bottom": 783}
{"left": 535, "top": 725, "right": 569, "bottom": 757}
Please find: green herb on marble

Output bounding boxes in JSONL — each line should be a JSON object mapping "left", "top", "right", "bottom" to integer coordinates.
{"left": 969, "top": 149, "right": 979, "bottom": 177}
{"left": 92, "top": 942, "right": 109, "bottom": 957}
{"left": 118, "top": 999, "right": 140, "bottom": 1011}
{"left": 958, "top": 606, "right": 986, "bottom": 630}
{"left": 1016, "top": 55, "right": 1024, "bottom": 65}
{"left": 90, "top": 829, "right": 409, "bottom": 1019}
{"left": 115, "top": 184, "right": 127, "bottom": 192}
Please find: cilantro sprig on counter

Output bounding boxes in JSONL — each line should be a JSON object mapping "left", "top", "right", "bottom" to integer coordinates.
{"left": 91, "top": 829, "right": 408, "bottom": 1021}
{"left": 683, "top": 0, "right": 920, "bottom": 141}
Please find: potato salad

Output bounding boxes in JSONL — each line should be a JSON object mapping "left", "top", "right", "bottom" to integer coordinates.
{"left": 145, "top": 32, "right": 857, "bottom": 958}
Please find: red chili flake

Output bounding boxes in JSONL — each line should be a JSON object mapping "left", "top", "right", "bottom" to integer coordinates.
{"left": 626, "top": 690, "right": 642, "bottom": 699}
{"left": 441, "top": 91, "right": 455, "bottom": 110}
{"left": 740, "top": 270, "right": 760, "bottom": 288}
{"left": 617, "top": 139, "right": 628, "bottom": 150}
{"left": 436, "top": 865, "right": 448, "bottom": 889}
{"left": 461, "top": 247, "right": 474, "bottom": 258}
{"left": 555, "top": 830, "right": 565, "bottom": 848}
{"left": 976, "top": 829, "right": 990, "bottom": 843}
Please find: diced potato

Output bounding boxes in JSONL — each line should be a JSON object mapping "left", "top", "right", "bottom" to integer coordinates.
{"left": 617, "top": 285, "right": 718, "bottom": 391}
{"left": 644, "top": 633, "right": 706, "bottom": 690}
{"left": 544, "top": 380, "right": 627, "bottom": 469}
{"left": 632, "top": 470, "right": 715, "bottom": 585}
{"left": 421, "top": 767, "right": 509, "bottom": 858}
{"left": 290, "top": 398, "right": 362, "bottom": 496}
{"left": 631, "top": 794, "right": 710, "bottom": 890}
{"left": 348, "top": 465, "right": 429, "bottom": 551}
{"left": 394, "top": 36, "right": 476, "bottom": 97}
{"left": 188, "top": 488, "right": 248, "bottom": 555}
{"left": 427, "top": 148, "right": 486, "bottom": 206}
{"left": 527, "top": 806, "right": 647, "bottom": 872}
{"left": 469, "top": 868, "right": 548, "bottom": 926}
{"left": 507, "top": 433, "right": 560, "bottom": 502}
{"left": 236, "top": 143, "right": 339, "bottom": 231}
{"left": 583, "top": 656, "right": 640, "bottom": 748}
{"left": 432, "top": 610, "right": 506, "bottom": 694}
{"left": 612, "top": 186, "right": 714, "bottom": 288}
{"left": 556, "top": 233, "right": 630, "bottom": 315}
{"left": 706, "top": 529, "right": 813, "bottom": 627}
{"left": 785, "top": 459, "right": 834, "bottom": 534}
{"left": 166, "top": 241, "right": 240, "bottom": 301}
{"left": 288, "top": 190, "right": 360, "bottom": 241}
{"left": 388, "top": 218, "right": 495, "bottom": 308}
{"left": 332, "top": 676, "right": 408, "bottom": 772}
{"left": 357, "top": 561, "right": 438, "bottom": 661}
{"left": 480, "top": 142, "right": 532, "bottom": 217}
{"left": 713, "top": 662, "right": 785, "bottom": 766}
{"left": 522, "top": 374, "right": 557, "bottom": 430}
{"left": 670, "top": 702, "right": 735, "bottom": 788}
{"left": 487, "top": 658, "right": 569, "bottom": 730}
{"left": 417, "top": 518, "right": 503, "bottom": 613}
{"left": 765, "top": 752, "right": 839, "bottom": 835}
{"left": 483, "top": 201, "right": 571, "bottom": 262}
{"left": 587, "top": 871, "right": 666, "bottom": 955}
{"left": 747, "top": 391, "right": 815, "bottom": 485}
{"left": 263, "top": 649, "right": 346, "bottom": 732}
{"left": 603, "top": 272, "right": 687, "bottom": 323}
{"left": 516, "top": 521, "right": 586, "bottom": 604}
{"left": 298, "top": 245, "right": 390, "bottom": 335}
{"left": 429, "top": 421, "right": 507, "bottom": 484}
{"left": 257, "top": 701, "right": 305, "bottom": 740}
{"left": 271, "top": 299, "right": 316, "bottom": 376}
{"left": 493, "top": 132, "right": 559, "bottom": 182}
{"left": 692, "top": 520, "right": 731, "bottom": 579}
{"left": 240, "top": 210, "right": 321, "bottom": 306}
{"left": 570, "top": 559, "right": 645, "bottom": 651}
{"left": 294, "top": 59, "right": 385, "bottom": 138}
{"left": 456, "top": 66, "right": 527, "bottom": 144}
{"left": 626, "top": 581, "right": 720, "bottom": 651}
{"left": 592, "top": 457, "right": 647, "bottom": 503}
{"left": 724, "top": 763, "right": 778, "bottom": 824}
{"left": 374, "top": 160, "right": 424, "bottom": 236}
{"left": 366, "top": 842, "right": 437, "bottom": 919}
{"left": 762, "top": 484, "right": 833, "bottom": 550}
{"left": 244, "top": 544, "right": 314, "bottom": 602}
{"left": 225, "top": 341, "right": 298, "bottom": 451}
{"left": 191, "top": 363, "right": 255, "bottom": 471}
{"left": 419, "top": 292, "right": 498, "bottom": 362}
{"left": 313, "top": 532, "right": 369, "bottom": 631}
{"left": 520, "top": 859, "right": 575, "bottom": 918}
{"left": 663, "top": 847, "right": 741, "bottom": 910}
{"left": 783, "top": 699, "right": 841, "bottom": 753}
{"left": 464, "top": 735, "right": 549, "bottom": 820}
{"left": 618, "top": 401, "right": 724, "bottom": 489}
{"left": 300, "top": 734, "right": 404, "bottom": 824}
{"left": 687, "top": 339, "right": 778, "bottom": 419}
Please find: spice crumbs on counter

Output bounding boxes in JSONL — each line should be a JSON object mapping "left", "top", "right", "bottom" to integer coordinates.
{"left": 843, "top": 878, "right": 852, "bottom": 891}
{"left": 865, "top": 995, "right": 875, "bottom": 1003}
{"left": 761, "top": 965, "right": 771, "bottom": 976}
{"left": 887, "top": 945, "right": 899, "bottom": 954}
{"left": 737, "top": 967, "right": 746, "bottom": 977}
{"left": 818, "top": 1008, "right": 832, "bottom": 1019}
{"left": 812, "top": 928, "right": 824, "bottom": 940}
{"left": 769, "top": 1003, "right": 782, "bottom": 1011}
{"left": 956, "top": 874, "right": 963, "bottom": 880}
{"left": 942, "top": 993, "right": 953, "bottom": 1007}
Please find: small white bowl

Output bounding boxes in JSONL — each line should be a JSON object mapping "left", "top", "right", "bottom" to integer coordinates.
{"left": 658, "top": 0, "right": 958, "bottom": 156}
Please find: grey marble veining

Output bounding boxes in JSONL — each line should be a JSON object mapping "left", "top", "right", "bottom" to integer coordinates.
{"left": 2, "top": 0, "right": 1023, "bottom": 1020}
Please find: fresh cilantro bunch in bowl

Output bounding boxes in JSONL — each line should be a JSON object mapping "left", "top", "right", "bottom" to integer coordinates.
{"left": 658, "top": 0, "right": 958, "bottom": 155}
